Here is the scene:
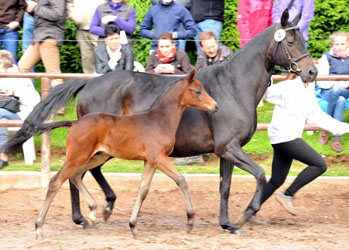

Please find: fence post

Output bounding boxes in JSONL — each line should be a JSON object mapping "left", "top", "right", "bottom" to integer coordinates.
{"left": 41, "top": 78, "right": 51, "bottom": 187}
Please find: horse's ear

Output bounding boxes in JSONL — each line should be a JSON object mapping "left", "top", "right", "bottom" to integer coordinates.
{"left": 188, "top": 70, "right": 197, "bottom": 83}
{"left": 292, "top": 11, "right": 302, "bottom": 25}
{"left": 281, "top": 9, "right": 289, "bottom": 27}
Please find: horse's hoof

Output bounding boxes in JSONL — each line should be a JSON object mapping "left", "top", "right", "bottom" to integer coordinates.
{"left": 83, "top": 222, "right": 96, "bottom": 229}
{"left": 235, "top": 214, "right": 248, "bottom": 227}
{"left": 35, "top": 230, "right": 43, "bottom": 240}
{"left": 231, "top": 228, "right": 245, "bottom": 235}
{"left": 103, "top": 206, "right": 113, "bottom": 221}
{"left": 185, "top": 223, "right": 193, "bottom": 233}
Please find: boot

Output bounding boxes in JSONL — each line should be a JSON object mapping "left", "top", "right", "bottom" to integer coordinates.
{"left": 331, "top": 136, "right": 343, "bottom": 153}
{"left": 318, "top": 131, "right": 329, "bottom": 145}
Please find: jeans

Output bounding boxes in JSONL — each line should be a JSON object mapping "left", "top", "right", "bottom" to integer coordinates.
{"left": 194, "top": 19, "right": 222, "bottom": 53}
{"left": 0, "top": 108, "right": 20, "bottom": 151}
{"left": 22, "top": 12, "right": 34, "bottom": 53}
{"left": 0, "top": 28, "right": 19, "bottom": 64}
{"left": 320, "top": 87, "right": 349, "bottom": 121}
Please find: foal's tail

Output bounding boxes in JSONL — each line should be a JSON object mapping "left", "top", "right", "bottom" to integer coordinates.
{"left": 36, "top": 121, "right": 74, "bottom": 134}
{"left": 3, "top": 78, "right": 89, "bottom": 153}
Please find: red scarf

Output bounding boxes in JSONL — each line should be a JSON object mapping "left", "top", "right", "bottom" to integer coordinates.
{"left": 158, "top": 47, "right": 176, "bottom": 63}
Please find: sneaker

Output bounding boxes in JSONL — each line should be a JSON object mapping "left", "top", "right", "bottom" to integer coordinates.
{"left": 174, "top": 155, "right": 204, "bottom": 165}
{"left": 318, "top": 131, "right": 329, "bottom": 145}
{"left": 275, "top": 192, "right": 297, "bottom": 216}
{"left": 332, "top": 137, "right": 343, "bottom": 153}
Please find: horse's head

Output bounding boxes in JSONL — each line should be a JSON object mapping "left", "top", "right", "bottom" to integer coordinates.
{"left": 269, "top": 9, "right": 317, "bottom": 82}
{"left": 182, "top": 70, "right": 218, "bottom": 113}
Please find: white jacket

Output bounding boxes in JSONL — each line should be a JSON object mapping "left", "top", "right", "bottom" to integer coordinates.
{"left": 263, "top": 77, "right": 349, "bottom": 144}
{"left": 0, "top": 68, "right": 40, "bottom": 120}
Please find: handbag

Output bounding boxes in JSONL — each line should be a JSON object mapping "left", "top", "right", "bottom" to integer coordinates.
{"left": 0, "top": 95, "right": 20, "bottom": 113}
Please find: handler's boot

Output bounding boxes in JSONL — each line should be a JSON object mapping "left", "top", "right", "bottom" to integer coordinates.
{"left": 331, "top": 136, "right": 343, "bottom": 153}
{"left": 276, "top": 192, "right": 297, "bottom": 216}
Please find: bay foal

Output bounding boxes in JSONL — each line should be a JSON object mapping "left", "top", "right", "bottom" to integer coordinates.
{"left": 34, "top": 70, "right": 218, "bottom": 239}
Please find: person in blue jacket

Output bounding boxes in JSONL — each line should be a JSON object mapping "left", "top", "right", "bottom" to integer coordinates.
{"left": 140, "top": 0, "right": 196, "bottom": 52}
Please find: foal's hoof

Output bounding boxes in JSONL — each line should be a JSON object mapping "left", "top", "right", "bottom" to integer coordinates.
{"left": 83, "top": 222, "right": 96, "bottom": 229}
{"left": 103, "top": 206, "right": 113, "bottom": 221}
{"left": 185, "top": 223, "right": 193, "bottom": 233}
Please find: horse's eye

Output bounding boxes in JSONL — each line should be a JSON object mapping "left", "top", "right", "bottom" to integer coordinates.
{"left": 287, "top": 40, "right": 294, "bottom": 46}
{"left": 195, "top": 89, "right": 202, "bottom": 95}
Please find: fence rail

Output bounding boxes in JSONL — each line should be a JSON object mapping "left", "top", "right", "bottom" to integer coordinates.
{"left": 0, "top": 72, "right": 348, "bottom": 186}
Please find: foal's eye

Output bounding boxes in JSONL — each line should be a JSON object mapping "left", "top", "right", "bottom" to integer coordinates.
{"left": 195, "top": 89, "right": 202, "bottom": 95}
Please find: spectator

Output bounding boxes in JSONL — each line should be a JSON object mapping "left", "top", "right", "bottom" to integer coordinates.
{"left": 237, "top": 0, "right": 273, "bottom": 47}
{"left": 317, "top": 31, "right": 349, "bottom": 152}
{"left": 140, "top": 0, "right": 196, "bottom": 52}
{"left": 18, "top": 0, "right": 65, "bottom": 114}
{"left": 95, "top": 23, "right": 134, "bottom": 74}
{"left": 67, "top": 0, "right": 105, "bottom": 73}
{"left": 145, "top": 32, "right": 193, "bottom": 75}
{"left": 90, "top": 0, "right": 136, "bottom": 46}
{"left": 196, "top": 30, "right": 233, "bottom": 69}
{"left": 0, "top": 0, "right": 27, "bottom": 64}
{"left": 0, "top": 50, "right": 40, "bottom": 169}
{"left": 272, "top": 0, "right": 314, "bottom": 46}
{"left": 190, "top": 0, "right": 224, "bottom": 53}
{"left": 250, "top": 74, "right": 349, "bottom": 221}
{"left": 151, "top": 0, "right": 192, "bottom": 51}
{"left": 175, "top": 30, "right": 232, "bottom": 166}
{"left": 22, "top": 1, "right": 36, "bottom": 81}
{"left": 18, "top": 0, "right": 65, "bottom": 88}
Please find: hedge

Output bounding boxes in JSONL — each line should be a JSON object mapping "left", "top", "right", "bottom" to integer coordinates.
{"left": 30, "top": 0, "right": 349, "bottom": 73}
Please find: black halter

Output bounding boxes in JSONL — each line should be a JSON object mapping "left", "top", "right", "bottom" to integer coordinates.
{"left": 273, "top": 24, "right": 310, "bottom": 73}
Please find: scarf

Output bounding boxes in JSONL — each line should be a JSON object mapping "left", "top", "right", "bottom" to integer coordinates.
{"left": 158, "top": 47, "right": 176, "bottom": 63}
{"left": 333, "top": 49, "right": 348, "bottom": 60}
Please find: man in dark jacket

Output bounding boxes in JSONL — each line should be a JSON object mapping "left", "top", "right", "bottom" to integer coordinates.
{"left": 190, "top": 0, "right": 224, "bottom": 53}
{"left": 95, "top": 23, "right": 134, "bottom": 74}
{"left": 196, "top": 30, "right": 232, "bottom": 69}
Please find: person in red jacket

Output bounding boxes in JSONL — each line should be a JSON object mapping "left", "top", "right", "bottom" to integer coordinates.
{"left": 237, "top": 0, "right": 273, "bottom": 47}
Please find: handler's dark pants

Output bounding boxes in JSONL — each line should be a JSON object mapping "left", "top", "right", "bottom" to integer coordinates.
{"left": 260, "top": 138, "right": 327, "bottom": 205}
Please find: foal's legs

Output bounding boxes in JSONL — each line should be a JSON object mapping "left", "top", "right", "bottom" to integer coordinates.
{"left": 129, "top": 161, "right": 156, "bottom": 238}
{"left": 35, "top": 167, "right": 73, "bottom": 239}
{"left": 155, "top": 156, "right": 195, "bottom": 233}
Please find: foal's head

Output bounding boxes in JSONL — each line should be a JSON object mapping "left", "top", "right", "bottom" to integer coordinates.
{"left": 181, "top": 70, "right": 218, "bottom": 113}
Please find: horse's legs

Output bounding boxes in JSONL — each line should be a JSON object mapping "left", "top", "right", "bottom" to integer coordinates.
{"left": 69, "top": 178, "right": 91, "bottom": 228}
{"left": 35, "top": 167, "right": 72, "bottom": 239}
{"left": 70, "top": 172, "right": 99, "bottom": 227}
{"left": 90, "top": 164, "right": 116, "bottom": 221}
{"left": 219, "top": 158, "right": 243, "bottom": 234}
{"left": 220, "top": 140, "right": 266, "bottom": 229}
{"left": 129, "top": 161, "right": 156, "bottom": 238}
{"left": 155, "top": 156, "right": 195, "bottom": 233}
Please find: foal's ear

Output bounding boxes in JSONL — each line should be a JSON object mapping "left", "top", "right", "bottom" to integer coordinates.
{"left": 188, "top": 70, "right": 197, "bottom": 83}
{"left": 281, "top": 9, "right": 289, "bottom": 27}
{"left": 292, "top": 11, "right": 302, "bottom": 25}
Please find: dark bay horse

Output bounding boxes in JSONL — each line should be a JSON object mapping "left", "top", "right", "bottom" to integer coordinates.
{"left": 5, "top": 10, "right": 317, "bottom": 234}
{"left": 33, "top": 71, "right": 218, "bottom": 239}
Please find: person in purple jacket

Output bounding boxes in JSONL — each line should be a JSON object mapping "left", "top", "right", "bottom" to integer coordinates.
{"left": 90, "top": 0, "right": 136, "bottom": 46}
{"left": 272, "top": 0, "right": 314, "bottom": 46}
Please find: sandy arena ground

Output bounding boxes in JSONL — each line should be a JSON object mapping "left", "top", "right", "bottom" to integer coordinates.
{"left": 0, "top": 172, "right": 348, "bottom": 250}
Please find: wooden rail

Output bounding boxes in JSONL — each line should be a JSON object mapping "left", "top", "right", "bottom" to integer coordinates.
{"left": 0, "top": 72, "right": 348, "bottom": 187}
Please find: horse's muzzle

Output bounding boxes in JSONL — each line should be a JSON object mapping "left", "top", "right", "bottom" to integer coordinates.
{"left": 300, "top": 65, "right": 318, "bottom": 82}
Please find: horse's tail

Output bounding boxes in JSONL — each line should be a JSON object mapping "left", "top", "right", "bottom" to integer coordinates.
{"left": 3, "top": 121, "right": 73, "bottom": 152}
{"left": 4, "top": 78, "right": 89, "bottom": 153}
{"left": 36, "top": 120, "right": 74, "bottom": 134}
